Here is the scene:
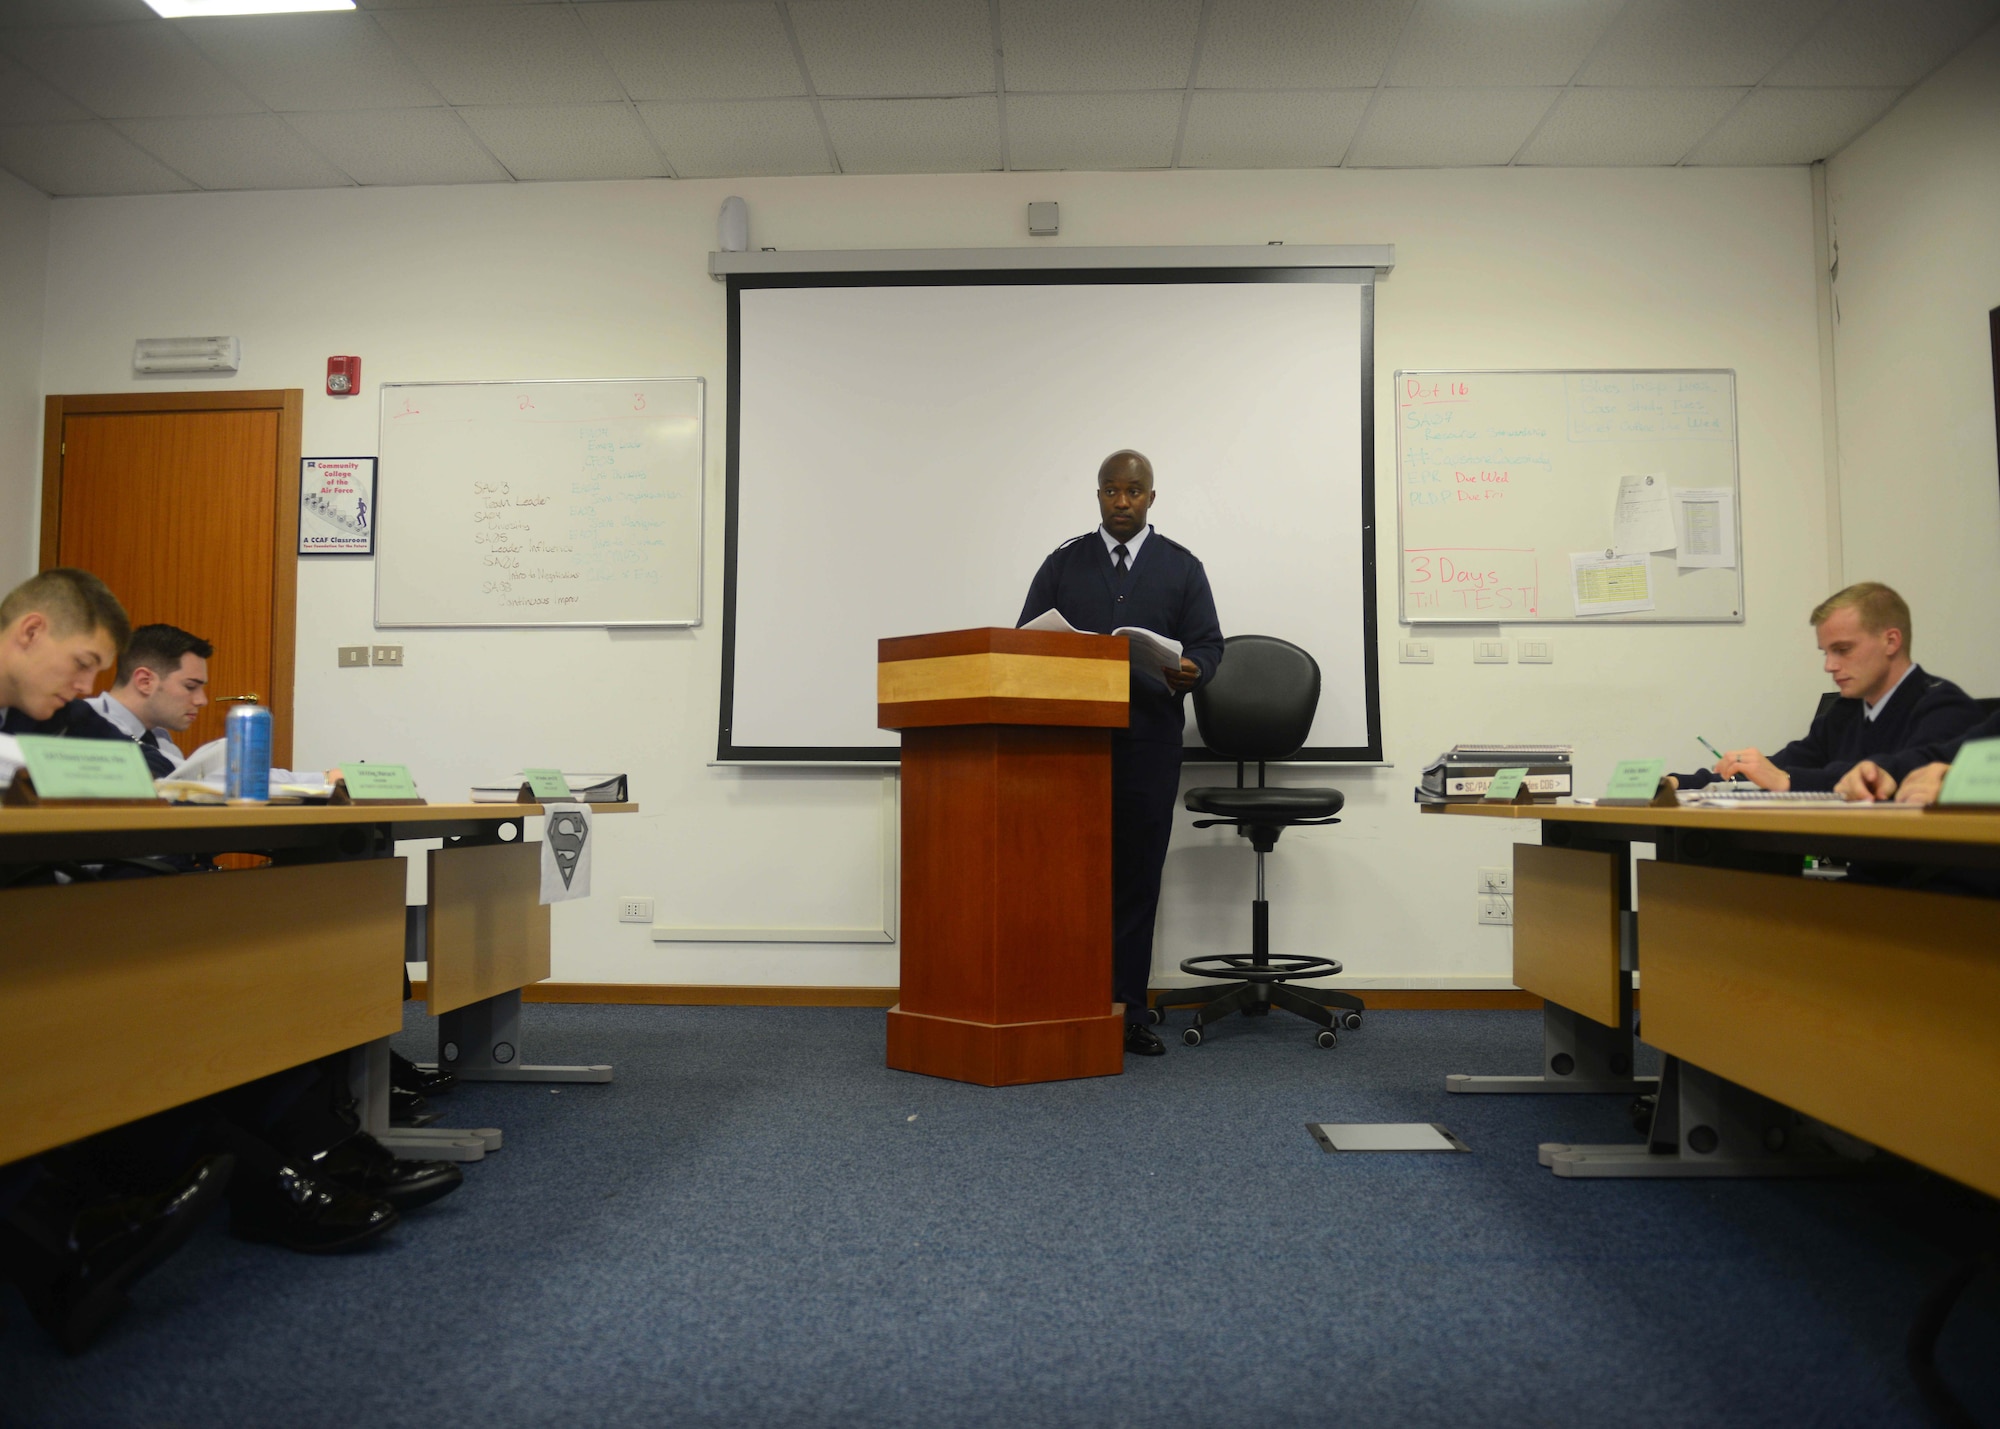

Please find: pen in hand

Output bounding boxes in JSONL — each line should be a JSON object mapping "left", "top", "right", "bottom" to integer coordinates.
{"left": 1696, "top": 735, "right": 1743, "bottom": 783}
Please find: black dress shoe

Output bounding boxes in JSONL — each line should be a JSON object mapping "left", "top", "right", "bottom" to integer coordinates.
{"left": 304, "top": 1133, "right": 462, "bottom": 1212}
{"left": 389, "top": 1050, "right": 456, "bottom": 1097}
{"left": 390, "top": 1087, "right": 440, "bottom": 1128}
{"left": 1124, "top": 1023, "right": 1167, "bottom": 1056}
{"left": 229, "top": 1165, "right": 398, "bottom": 1253}
{"left": 2, "top": 1154, "right": 234, "bottom": 1355}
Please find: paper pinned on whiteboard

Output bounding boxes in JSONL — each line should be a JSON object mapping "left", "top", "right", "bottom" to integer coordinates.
{"left": 1610, "top": 472, "right": 1677, "bottom": 556}
{"left": 1672, "top": 487, "right": 1737, "bottom": 569}
{"left": 1570, "top": 551, "right": 1655, "bottom": 616}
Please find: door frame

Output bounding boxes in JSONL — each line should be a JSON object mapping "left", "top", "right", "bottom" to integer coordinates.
{"left": 40, "top": 389, "right": 304, "bottom": 767}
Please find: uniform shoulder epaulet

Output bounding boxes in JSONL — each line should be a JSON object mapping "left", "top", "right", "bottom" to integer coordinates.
{"left": 1054, "top": 533, "right": 1091, "bottom": 552}
{"left": 1153, "top": 534, "right": 1195, "bottom": 556}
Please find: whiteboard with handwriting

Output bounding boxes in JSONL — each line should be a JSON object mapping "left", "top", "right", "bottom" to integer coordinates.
{"left": 1395, "top": 369, "right": 1741, "bottom": 624}
{"left": 374, "top": 378, "right": 703, "bottom": 628}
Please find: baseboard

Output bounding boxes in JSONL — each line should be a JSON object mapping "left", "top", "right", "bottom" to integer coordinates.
{"left": 406, "top": 980, "right": 1542, "bottom": 1011}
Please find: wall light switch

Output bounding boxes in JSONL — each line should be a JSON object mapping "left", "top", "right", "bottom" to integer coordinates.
{"left": 1477, "top": 865, "right": 1513, "bottom": 895}
{"left": 1398, "top": 640, "right": 1434, "bottom": 664}
{"left": 1478, "top": 894, "right": 1513, "bottom": 925}
{"left": 1474, "top": 639, "right": 1509, "bottom": 664}
{"left": 371, "top": 645, "right": 403, "bottom": 667}
{"left": 337, "top": 645, "right": 369, "bottom": 668}
{"left": 1518, "top": 638, "right": 1554, "bottom": 664}
{"left": 618, "top": 898, "right": 655, "bottom": 924}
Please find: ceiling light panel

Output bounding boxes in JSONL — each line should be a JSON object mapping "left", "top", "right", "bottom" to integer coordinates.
{"left": 145, "top": 1, "right": 355, "bottom": 15}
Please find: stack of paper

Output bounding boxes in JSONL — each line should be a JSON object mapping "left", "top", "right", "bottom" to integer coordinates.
{"left": 1020, "top": 608, "right": 1183, "bottom": 674}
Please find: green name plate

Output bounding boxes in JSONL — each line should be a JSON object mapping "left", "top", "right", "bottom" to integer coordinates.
{"left": 16, "top": 735, "right": 159, "bottom": 800}
{"left": 1602, "top": 758, "right": 1666, "bottom": 802}
{"left": 1937, "top": 738, "right": 2000, "bottom": 808}
{"left": 1482, "top": 767, "right": 1529, "bottom": 802}
{"left": 521, "top": 768, "right": 572, "bottom": 801}
{"left": 339, "top": 763, "right": 420, "bottom": 800}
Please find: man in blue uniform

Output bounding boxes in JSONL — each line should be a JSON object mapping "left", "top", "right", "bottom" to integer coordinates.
{"left": 1019, "top": 451, "right": 1224, "bottom": 1056}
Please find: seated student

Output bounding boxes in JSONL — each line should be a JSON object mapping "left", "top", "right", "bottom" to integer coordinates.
{"left": 1672, "top": 583, "right": 1981, "bottom": 792}
{"left": 71, "top": 623, "right": 211, "bottom": 777}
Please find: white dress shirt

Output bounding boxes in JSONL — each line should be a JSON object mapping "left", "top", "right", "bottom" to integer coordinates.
{"left": 1862, "top": 664, "right": 1914, "bottom": 723}
{"left": 1097, "top": 524, "right": 1152, "bottom": 569}
{"left": 87, "top": 691, "right": 182, "bottom": 759}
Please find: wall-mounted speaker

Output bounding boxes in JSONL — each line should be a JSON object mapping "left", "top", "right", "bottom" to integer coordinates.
{"left": 718, "top": 196, "right": 749, "bottom": 253}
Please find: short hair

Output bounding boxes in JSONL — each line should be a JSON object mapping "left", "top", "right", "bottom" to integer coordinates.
{"left": 0, "top": 568, "right": 131, "bottom": 653}
{"left": 116, "top": 623, "right": 213, "bottom": 687}
{"left": 1811, "top": 581, "right": 1912, "bottom": 653}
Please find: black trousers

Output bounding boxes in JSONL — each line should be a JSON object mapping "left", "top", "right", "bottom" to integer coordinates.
{"left": 1112, "top": 737, "right": 1183, "bottom": 1023}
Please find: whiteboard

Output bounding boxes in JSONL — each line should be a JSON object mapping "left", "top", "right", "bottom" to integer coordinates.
{"left": 1395, "top": 370, "right": 1742, "bottom": 624}
{"left": 374, "top": 378, "right": 703, "bottom": 628}
{"left": 723, "top": 271, "right": 1380, "bottom": 761}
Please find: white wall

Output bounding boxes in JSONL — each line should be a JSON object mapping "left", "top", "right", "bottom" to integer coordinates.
{"left": 0, "top": 170, "right": 49, "bottom": 588}
{"left": 30, "top": 164, "right": 1834, "bottom": 989}
{"left": 1827, "top": 23, "right": 2000, "bottom": 698}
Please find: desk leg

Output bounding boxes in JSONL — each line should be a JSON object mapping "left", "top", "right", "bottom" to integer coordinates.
{"left": 1447, "top": 998, "right": 1657, "bottom": 1095}
{"left": 434, "top": 989, "right": 613, "bottom": 1084}
{"left": 1538, "top": 1057, "right": 1868, "bottom": 1179}
{"left": 346, "top": 1039, "right": 498, "bottom": 1163}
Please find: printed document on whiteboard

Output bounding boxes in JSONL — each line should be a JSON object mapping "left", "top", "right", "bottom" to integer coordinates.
{"left": 1672, "top": 488, "right": 1737, "bottom": 569}
{"left": 1610, "top": 473, "right": 1677, "bottom": 556}
{"left": 1569, "top": 552, "right": 1655, "bottom": 616}
{"left": 1021, "top": 608, "right": 1183, "bottom": 673}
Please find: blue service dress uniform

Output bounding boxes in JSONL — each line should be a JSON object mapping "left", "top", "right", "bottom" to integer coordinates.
{"left": 1019, "top": 528, "right": 1225, "bottom": 1024}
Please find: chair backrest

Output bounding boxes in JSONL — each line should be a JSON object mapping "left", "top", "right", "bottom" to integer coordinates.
{"left": 1977, "top": 696, "right": 2000, "bottom": 719}
{"left": 1191, "top": 635, "right": 1320, "bottom": 761}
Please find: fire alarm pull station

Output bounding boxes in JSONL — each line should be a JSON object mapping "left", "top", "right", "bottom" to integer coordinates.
{"left": 326, "top": 356, "right": 361, "bottom": 397}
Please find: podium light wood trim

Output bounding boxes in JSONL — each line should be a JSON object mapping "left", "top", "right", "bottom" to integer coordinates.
{"left": 1640, "top": 861, "right": 2000, "bottom": 1199}
{"left": 1511, "top": 844, "right": 1622, "bottom": 1028}
{"left": 426, "top": 842, "right": 551, "bottom": 1015}
{"left": 879, "top": 626, "right": 1127, "bottom": 663}
{"left": 879, "top": 651, "right": 1127, "bottom": 706}
{"left": 0, "top": 859, "right": 405, "bottom": 1166}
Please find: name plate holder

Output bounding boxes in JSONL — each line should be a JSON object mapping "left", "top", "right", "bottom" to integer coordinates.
{"left": 513, "top": 768, "right": 574, "bottom": 804}
{"left": 1927, "top": 737, "right": 2000, "bottom": 815}
{"left": 3, "top": 736, "right": 163, "bottom": 808}
{"left": 1598, "top": 758, "right": 1676, "bottom": 809}
{"left": 332, "top": 763, "right": 427, "bottom": 807}
{"left": 1481, "top": 767, "right": 1538, "bottom": 805}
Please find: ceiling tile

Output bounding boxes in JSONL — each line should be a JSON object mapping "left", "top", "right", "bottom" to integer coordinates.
{"left": 1765, "top": 0, "right": 2000, "bottom": 87}
{"left": 1179, "top": 88, "right": 1370, "bottom": 167}
{"left": 0, "top": 119, "right": 196, "bottom": 194}
{"left": 371, "top": 5, "right": 625, "bottom": 105}
{"left": 791, "top": 0, "right": 993, "bottom": 96}
{"left": 114, "top": 113, "right": 356, "bottom": 188}
{"left": 1515, "top": 86, "right": 1747, "bottom": 165}
{"left": 637, "top": 97, "right": 831, "bottom": 177}
{"left": 0, "top": 1, "right": 155, "bottom": 23}
{"left": 459, "top": 102, "right": 669, "bottom": 179}
{"left": 1005, "top": 91, "right": 1181, "bottom": 169}
{"left": 1346, "top": 86, "right": 1560, "bottom": 165}
{"left": 1197, "top": 0, "right": 1414, "bottom": 89}
{"left": 284, "top": 106, "right": 511, "bottom": 183}
{"left": 820, "top": 94, "right": 999, "bottom": 171}
{"left": 1681, "top": 85, "right": 1900, "bottom": 164}
{"left": 580, "top": 2, "right": 804, "bottom": 102}
{"left": 1387, "top": 0, "right": 1625, "bottom": 86}
{"left": 1000, "top": 0, "right": 1202, "bottom": 92}
{"left": 0, "top": 51, "right": 90, "bottom": 123}
{"left": 0, "top": 21, "right": 264, "bottom": 118}
{"left": 1578, "top": 0, "right": 1838, "bottom": 86}
{"left": 179, "top": 13, "right": 441, "bottom": 111}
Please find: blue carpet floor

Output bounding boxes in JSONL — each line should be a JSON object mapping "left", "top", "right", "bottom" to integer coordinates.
{"left": 3, "top": 1005, "right": 1996, "bottom": 1428}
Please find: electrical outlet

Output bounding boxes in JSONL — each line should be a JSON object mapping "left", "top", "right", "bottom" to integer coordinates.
{"left": 1518, "top": 638, "right": 1553, "bottom": 664}
{"left": 1398, "top": 640, "right": 1434, "bottom": 664}
{"left": 1477, "top": 865, "right": 1513, "bottom": 895}
{"left": 1478, "top": 894, "right": 1513, "bottom": 925}
{"left": 337, "top": 645, "right": 369, "bottom": 668}
{"left": 1473, "top": 639, "right": 1509, "bottom": 664}
{"left": 371, "top": 645, "right": 403, "bottom": 667}
{"left": 618, "top": 897, "right": 654, "bottom": 924}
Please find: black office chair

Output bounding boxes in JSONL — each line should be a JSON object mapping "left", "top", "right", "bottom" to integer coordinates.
{"left": 1154, "top": 635, "right": 1363, "bottom": 1048}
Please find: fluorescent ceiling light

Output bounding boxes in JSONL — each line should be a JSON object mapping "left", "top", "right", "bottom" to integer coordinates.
{"left": 145, "top": 0, "right": 356, "bottom": 16}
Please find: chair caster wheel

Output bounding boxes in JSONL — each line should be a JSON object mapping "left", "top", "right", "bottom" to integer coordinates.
{"left": 1145, "top": 1007, "right": 1164, "bottom": 1025}
{"left": 1339, "top": 1012, "right": 1362, "bottom": 1030}
{"left": 1315, "top": 1030, "right": 1338, "bottom": 1049}
{"left": 1182, "top": 1027, "right": 1203, "bottom": 1047}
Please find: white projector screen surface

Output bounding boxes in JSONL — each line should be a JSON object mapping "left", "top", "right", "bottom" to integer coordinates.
{"left": 723, "top": 271, "right": 1379, "bottom": 760}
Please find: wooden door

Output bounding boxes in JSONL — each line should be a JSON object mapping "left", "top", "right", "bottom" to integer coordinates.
{"left": 41, "top": 392, "right": 301, "bottom": 765}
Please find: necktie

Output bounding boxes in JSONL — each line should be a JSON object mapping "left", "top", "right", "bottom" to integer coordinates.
{"left": 1113, "top": 543, "right": 1129, "bottom": 574}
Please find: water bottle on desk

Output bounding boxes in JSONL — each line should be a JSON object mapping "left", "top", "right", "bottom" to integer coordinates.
{"left": 224, "top": 696, "right": 271, "bottom": 803}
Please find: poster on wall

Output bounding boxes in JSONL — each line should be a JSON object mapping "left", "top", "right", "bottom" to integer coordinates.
{"left": 298, "top": 457, "right": 376, "bottom": 555}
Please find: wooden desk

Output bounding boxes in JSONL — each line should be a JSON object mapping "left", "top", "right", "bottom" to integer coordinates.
{"left": 1423, "top": 802, "right": 2000, "bottom": 1194}
{"left": 0, "top": 801, "right": 634, "bottom": 1168}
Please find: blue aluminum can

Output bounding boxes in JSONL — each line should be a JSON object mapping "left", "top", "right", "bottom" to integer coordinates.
{"left": 225, "top": 700, "right": 271, "bottom": 802}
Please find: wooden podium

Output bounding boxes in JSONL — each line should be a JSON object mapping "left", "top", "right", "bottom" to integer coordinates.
{"left": 879, "top": 627, "right": 1129, "bottom": 1086}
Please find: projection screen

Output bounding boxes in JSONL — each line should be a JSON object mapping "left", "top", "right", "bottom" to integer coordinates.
{"left": 720, "top": 267, "right": 1380, "bottom": 762}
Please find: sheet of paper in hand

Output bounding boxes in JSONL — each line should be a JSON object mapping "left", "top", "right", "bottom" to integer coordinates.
{"left": 541, "top": 803, "right": 593, "bottom": 903}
